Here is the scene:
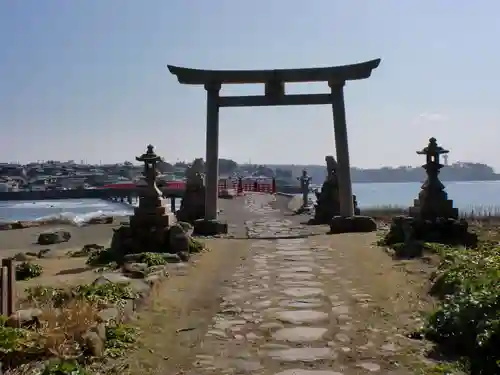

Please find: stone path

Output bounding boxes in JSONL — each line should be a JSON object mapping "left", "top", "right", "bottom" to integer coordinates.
{"left": 186, "top": 194, "right": 422, "bottom": 375}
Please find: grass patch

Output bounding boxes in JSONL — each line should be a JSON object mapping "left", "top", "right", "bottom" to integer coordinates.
{"left": 104, "top": 324, "right": 138, "bottom": 358}
{"left": 137, "top": 253, "right": 166, "bottom": 267}
{"left": 422, "top": 241, "right": 500, "bottom": 374}
{"left": 1, "top": 281, "right": 140, "bottom": 374}
{"left": 189, "top": 238, "right": 205, "bottom": 253}
{"left": 15, "top": 262, "right": 43, "bottom": 281}
{"left": 25, "top": 282, "right": 137, "bottom": 308}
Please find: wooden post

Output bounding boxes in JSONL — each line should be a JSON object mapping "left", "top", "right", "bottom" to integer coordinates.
{"left": 1, "top": 258, "right": 15, "bottom": 316}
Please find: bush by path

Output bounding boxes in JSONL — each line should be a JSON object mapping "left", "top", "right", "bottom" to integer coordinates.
{"left": 423, "top": 241, "right": 500, "bottom": 375}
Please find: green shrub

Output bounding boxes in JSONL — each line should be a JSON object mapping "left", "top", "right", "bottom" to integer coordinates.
{"left": 424, "top": 241, "right": 500, "bottom": 374}
{"left": 0, "top": 325, "right": 33, "bottom": 354}
{"left": 104, "top": 324, "right": 137, "bottom": 358}
{"left": 138, "top": 252, "right": 166, "bottom": 267}
{"left": 189, "top": 238, "right": 205, "bottom": 253}
{"left": 25, "top": 282, "right": 136, "bottom": 307}
{"left": 15, "top": 262, "right": 43, "bottom": 280}
{"left": 42, "top": 359, "right": 90, "bottom": 375}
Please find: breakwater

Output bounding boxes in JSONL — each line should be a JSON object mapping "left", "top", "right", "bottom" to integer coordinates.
{"left": 0, "top": 187, "right": 185, "bottom": 201}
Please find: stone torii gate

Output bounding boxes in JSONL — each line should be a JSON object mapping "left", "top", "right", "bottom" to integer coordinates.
{"left": 168, "top": 59, "right": 381, "bottom": 234}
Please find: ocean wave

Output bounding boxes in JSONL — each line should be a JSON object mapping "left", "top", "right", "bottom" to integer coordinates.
{"left": 32, "top": 208, "right": 135, "bottom": 227}
{"left": 9, "top": 201, "right": 111, "bottom": 209}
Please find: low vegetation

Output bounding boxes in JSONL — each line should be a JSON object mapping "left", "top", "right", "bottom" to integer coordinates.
{"left": 376, "top": 220, "right": 500, "bottom": 375}
{"left": 421, "top": 241, "right": 500, "bottom": 375}
{"left": 84, "top": 237, "right": 206, "bottom": 268}
{"left": 1, "top": 282, "right": 139, "bottom": 375}
{"left": 15, "top": 261, "right": 43, "bottom": 280}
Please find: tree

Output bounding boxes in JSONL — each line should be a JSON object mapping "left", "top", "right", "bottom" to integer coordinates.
{"left": 157, "top": 160, "right": 175, "bottom": 173}
{"left": 219, "top": 158, "right": 238, "bottom": 174}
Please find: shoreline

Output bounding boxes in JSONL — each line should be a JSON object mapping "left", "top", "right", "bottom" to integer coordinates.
{"left": 0, "top": 215, "right": 130, "bottom": 231}
{"left": 0, "top": 220, "right": 123, "bottom": 253}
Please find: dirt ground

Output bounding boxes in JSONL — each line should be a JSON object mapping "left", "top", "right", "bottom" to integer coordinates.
{"left": 118, "top": 238, "right": 251, "bottom": 375}
{"left": 118, "top": 233, "right": 437, "bottom": 375}
{"left": 0, "top": 219, "right": 125, "bottom": 254}
{"left": 16, "top": 248, "right": 98, "bottom": 300}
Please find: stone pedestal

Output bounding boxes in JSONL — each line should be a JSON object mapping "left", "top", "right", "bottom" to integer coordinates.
{"left": 409, "top": 189, "right": 459, "bottom": 220}
{"left": 176, "top": 184, "right": 206, "bottom": 224}
{"left": 379, "top": 138, "right": 478, "bottom": 256}
{"left": 309, "top": 180, "right": 360, "bottom": 225}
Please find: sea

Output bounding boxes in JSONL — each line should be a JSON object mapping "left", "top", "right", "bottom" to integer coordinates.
{"left": 1, "top": 180, "right": 500, "bottom": 225}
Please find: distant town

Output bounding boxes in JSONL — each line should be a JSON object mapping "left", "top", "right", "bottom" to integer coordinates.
{"left": 0, "top": 158, "right": 498, "bottom": 192}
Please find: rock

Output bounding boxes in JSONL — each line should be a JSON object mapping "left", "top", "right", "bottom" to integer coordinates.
{"left": 161, "top": 253, "right": 181, "bottom": 263}
{"left": 219, "top": 189, "right": 236, "bottom": 199}
{"left": 37, "top": 230, "right": 71, "bottom": 245}
{"left": 93, "top": 273, "right": 132, "bottom": 286}
{"left": 167, "top": 224, "right": 190, "bottom": 253}
{"left": 122, "top": 262, "right": 149, "bottom": 278}
{"left": 193, "top": 219, "right": 228, "bottom": 236}
{"left": 83, "top": 330, "right": 105, "bottom": 357}
{"left": 12, "top": 221, "right": 40, "bottom": 229}
{"left": 7, "top": 308, "right": 43, "bottom": 328}
{"left": 0, "top": 223, "right": 12, "bottom": 231}
{"left": 123, "top": 253, "right": 142, "bottom": 263}
{"left": 97, "top": 307, "right": 119, "bottom": 323}
{"left": 178, "top": 251, "right": 190, "bottom": 262}
{"left": 89, "top": 322, "right": 106, "bottom": 341}
{"left": 329, "top": 216, "right": 377, "bottom": 234}
{"left": 82, "top": 244, "right": 105, "bottom": 253}
{"left": 177, "top": 221, "right": 193, "bottom": 232}
{"left": 12, "top": 252, "right": 34, "bottom": 261}
{"left": 37, "top": 248, "right": 58, "bottom": 259}
{"left": 88, "top": 216, "right": 114, "bottom": 225}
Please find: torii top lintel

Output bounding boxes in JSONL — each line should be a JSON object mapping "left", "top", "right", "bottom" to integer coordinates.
{"left": 167, "top": 58, "right": 381, "bottom": 85}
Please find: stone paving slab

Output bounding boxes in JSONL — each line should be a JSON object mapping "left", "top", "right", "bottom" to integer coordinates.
{"left": 185, "top": 194, "right": 424, "bottom": 375}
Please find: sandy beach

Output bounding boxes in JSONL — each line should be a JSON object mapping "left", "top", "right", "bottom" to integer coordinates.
{"left": 0, "top": 194, "right": 298, "bottom": 256}
{"left": 0, "top": 217, "right": 128, "bottom": 256}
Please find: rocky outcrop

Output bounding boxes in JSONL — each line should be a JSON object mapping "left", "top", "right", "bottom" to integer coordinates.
{"left": 88, "top": 216, "right": 114, "bottom": 225}
{"left": 329, "top": 216, "right": 377, "bottom": 234}
{"left": 37, "top": 230, "right": 71, "bottom": 245}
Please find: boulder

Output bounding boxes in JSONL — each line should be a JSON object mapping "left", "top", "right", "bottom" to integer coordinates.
{"left": 160, "top": 253, "right": 181, "bottom": 263}
{"left": 37, "top": 248, "right": 58, "bottom": 259}
{"left": 193, "top": 219, "right": 228, "bottom": 236}
{"left": 6, "top": 308, "right": 43, "bottom": 328}
{"left": 37, "top": 230, "right": 71, "bottom": 245}
{"left": 88, "top": 216, "right": 114, "bottom": 225}
{"left": 0, "top": 223, "right": 12, "bottom": 231}
{"left": 329, "top": 216, "right": 377, "bottom": 234}
{"left": 82, "top": 243, "right": 105, "bottom": 253}
{"left": 219, "top": 189, "right": 236, "bottom": 199}
{"left": 167, "top": 224, "right": 190, "bottom": 253}
{"left": 12, "top": 221, "right": 40, "bottom": 229}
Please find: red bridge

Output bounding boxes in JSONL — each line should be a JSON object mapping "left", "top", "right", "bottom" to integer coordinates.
{"left": 103, "top": 178, "right": 276, "bottom": 195}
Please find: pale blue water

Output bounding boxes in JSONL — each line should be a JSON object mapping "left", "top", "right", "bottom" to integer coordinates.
{"left": 312, "top": 181, "right": 500, "bottom": 214}
{"left": 0, "top": 181, "right": 499, "bottom": 224}
{"left": 0, "top": 198, "right": 182, "bottom": 225}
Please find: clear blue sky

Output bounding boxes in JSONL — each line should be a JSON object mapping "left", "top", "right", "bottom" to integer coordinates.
{"left": 1, "top": 1, "right": 499, "bottom": 168}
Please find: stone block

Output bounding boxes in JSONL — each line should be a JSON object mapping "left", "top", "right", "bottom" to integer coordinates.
{"left": 329, "top": 215, "right": 377, "bottom": 234}
{"left": 193, "top": 219, "right": 228, "bottom": 236}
